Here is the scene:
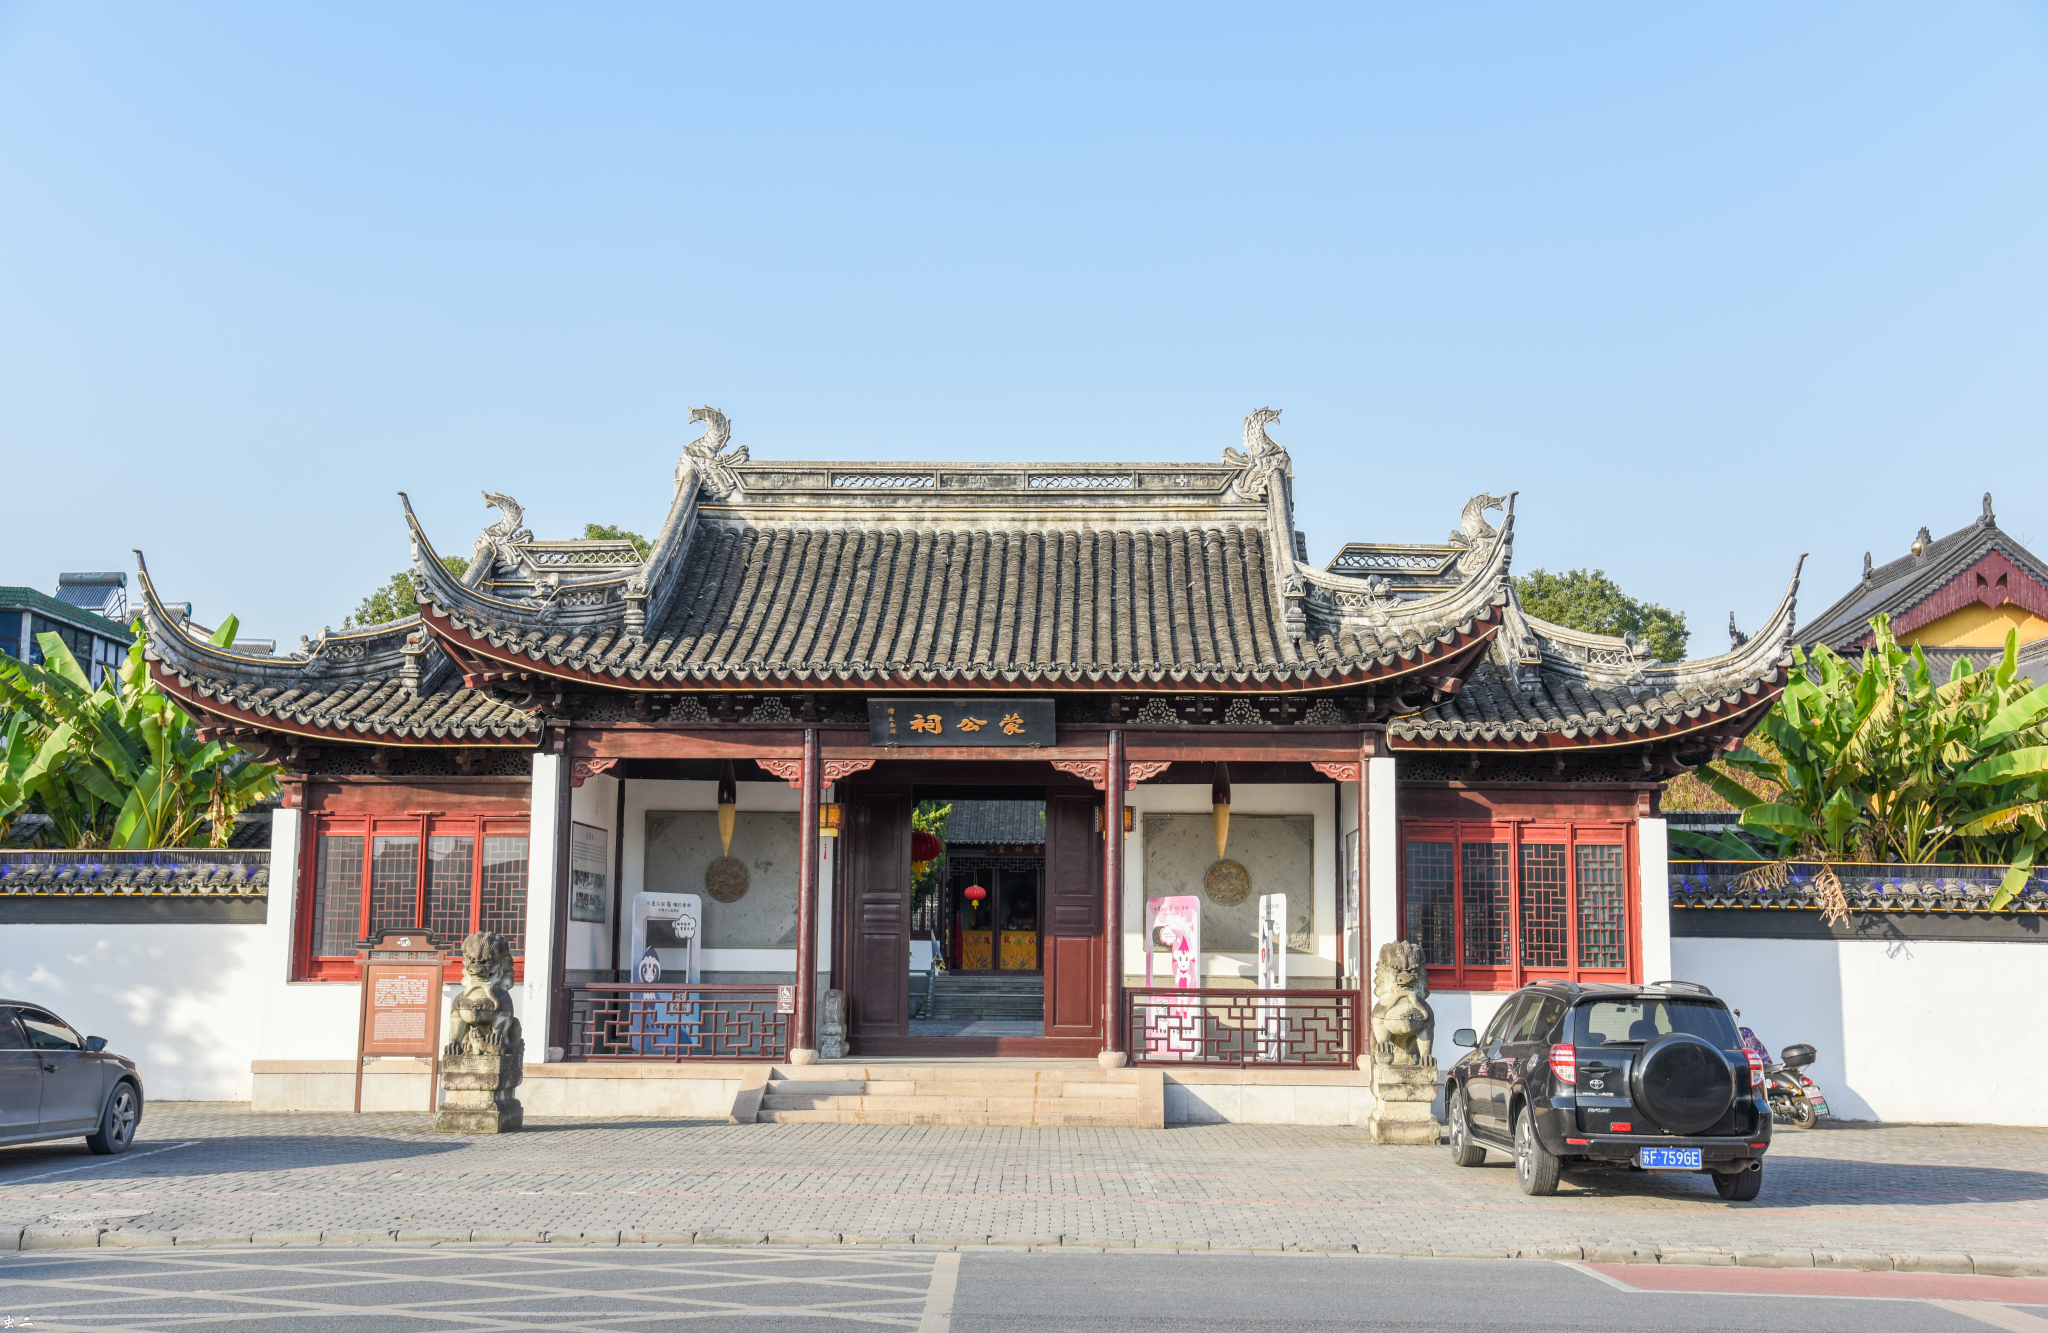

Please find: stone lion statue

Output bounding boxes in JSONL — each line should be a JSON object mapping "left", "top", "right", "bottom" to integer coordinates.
{"left": 444, "top": 931, "right": 524, "bottom": 1058}
{"left": 1370, "top": 941, "right": 1435, "bottom": 1068}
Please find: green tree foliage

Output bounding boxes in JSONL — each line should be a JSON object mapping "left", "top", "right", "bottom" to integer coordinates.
{"left": 0, "top": 623, "right": 279, "bottom": 848}
{"left": 584, "top": 523, "right": 651, "bottom": 558}
{"left": 1673, "top": 615, "right": 2048, "bottom": 905}
{"left": 1513, "top": 568, "right": 1689, "bottom": 662}
{"left": 343, "top": 555, "right": 471, "bottom": 629}
{"left": 910, "top": 800, "right": 952, "bottom": 937}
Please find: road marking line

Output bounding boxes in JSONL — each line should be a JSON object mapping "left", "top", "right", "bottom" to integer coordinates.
{"left": 0, "top": 1143, "right": 199, "bottom": 1187}
{"left": 1558, "top": 1261, "right": 1637, "bottom": 1292}
{"left": 919, "top": 1252, "right": 961, "bottom": 1333}
{"left": 1928, "top": 1299, "right": 2048, "bottom": 1332}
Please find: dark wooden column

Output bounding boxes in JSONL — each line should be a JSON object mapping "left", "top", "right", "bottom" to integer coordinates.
{"left": 1102, "top": 728, "right": 1126, "bottom": 1056}
{"left": 795, "top": 726, "right": 821, "bottom": 1056}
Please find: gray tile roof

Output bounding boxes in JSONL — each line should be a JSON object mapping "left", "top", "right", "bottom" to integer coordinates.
{"left": 0, "top": 850, "right": 269, "bottom": 897}
{"left": 135, "top": 556, "right": 540, "bottom": 746}
{"left": 1801, "top": 495, "right": 2048, "bottom": 651}
{"left": 1388, "top": 564, "right": 1800, "bottom": 751}
{"left": 130, "top": 410, "right": 1803, "bottom": 757}
{"left": 403, "top": 423, "right": 1518, "bottom": 693}
{"left": 1670, "top": 861, "right": 2048, "bottom": 913}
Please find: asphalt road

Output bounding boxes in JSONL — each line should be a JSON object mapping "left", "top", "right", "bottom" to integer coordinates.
{"left": 4, "top": 1245, "right": 2045, "bottom": 1333}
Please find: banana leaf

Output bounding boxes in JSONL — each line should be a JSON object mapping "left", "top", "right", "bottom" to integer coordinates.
{"left": 1957, "top": 746, "right": 2048, "bottom": 787}
{"left": 1739, "top": 802, "right": 1816, "bottom": 835}
{"left": 1669, "top": 828, "right": 1763, "bottom": 860}
{"left": 1993, "top": 845, "right": 2037, "bottom": 911}
{"left": 1696, "top": 764, "right": 1766, "bottom": 811}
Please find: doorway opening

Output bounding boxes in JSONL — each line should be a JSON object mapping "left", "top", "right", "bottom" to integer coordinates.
{"left": 910, "top": 796, "right": 1046, "bottom": 1038}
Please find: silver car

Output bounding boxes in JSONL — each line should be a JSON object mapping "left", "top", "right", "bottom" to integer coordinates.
{"left": 0, "top": 1000, "right": 144, "bottom": 1155}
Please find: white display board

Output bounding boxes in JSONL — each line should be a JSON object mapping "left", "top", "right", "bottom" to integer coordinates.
{"left": 1255, "top": 893, "right": 1287, "bottom": 990}
{"left": 630, "top": 891, "right": 702, "bottom": 984}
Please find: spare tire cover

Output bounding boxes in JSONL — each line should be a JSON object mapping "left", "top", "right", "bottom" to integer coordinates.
{"left": 1630, "top": 1033, "right": 1736, "bottom": 1135}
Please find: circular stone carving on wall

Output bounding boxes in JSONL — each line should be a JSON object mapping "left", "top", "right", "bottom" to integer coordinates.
{"left": 1204, "top": 859, "right": 1250, "bottom": 906}
{"left": 705, "top": 856, "right": 750, "bottom": 903}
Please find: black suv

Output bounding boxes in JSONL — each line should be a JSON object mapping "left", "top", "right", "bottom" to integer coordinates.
{"left": 1445, "top": 980, "right": 1769, "bottom": 1200}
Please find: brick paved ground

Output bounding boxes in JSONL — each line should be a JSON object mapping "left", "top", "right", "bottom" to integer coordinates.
{"left": 2, "top": 1104, "right": 2044, "bottom": 1269}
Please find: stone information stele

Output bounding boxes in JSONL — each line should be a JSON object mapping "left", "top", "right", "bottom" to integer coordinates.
{"left": 435, "top": 931, "right": 526, "bottom": 1134}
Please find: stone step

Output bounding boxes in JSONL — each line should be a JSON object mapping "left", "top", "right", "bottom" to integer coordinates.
{"left": 770, "top": 1064, "right": 1134, "bottom": 1084}
{"left": 761, "top": 1094, "right": 1137, "bottom": 1116}
{"left": 766, "top": 1078, "right": 1133, "bottom": 1099}
{"left": 755, "top": 1109, "right": 1138, "bottom": 1127}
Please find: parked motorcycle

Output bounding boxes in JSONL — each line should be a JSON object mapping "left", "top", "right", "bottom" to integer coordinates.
{"left": 1763, "top": 1043, "right": 1830, "bottom": 1128}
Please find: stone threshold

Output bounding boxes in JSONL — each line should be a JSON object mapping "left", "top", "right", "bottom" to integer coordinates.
{"left": 8, "top": 1228, "right": 2045, "bottom": 1275}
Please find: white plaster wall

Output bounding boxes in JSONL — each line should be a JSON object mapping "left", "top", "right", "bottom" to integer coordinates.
{"left": 618, "top": 777, "right": 825, "bottom": 979}
{"left": 1338, "top": 779, "right": 1360, "bottom": 987}
{"left": 0, "top": 921, "right": 271, "bottom": 1101}
{"left": 1121, "top": 783, "right": 1337, "bottom": 983}
{"left": 1365, "top": 756, "right": 1398, "bottom": 977}
{"left": 1672, "top": 935, "right": 2048, "bottom": 1126}
{"left": 1638, "top": 816, "right": 1672, "bottom": 985}
{"left": 524, "top": 751, "right": 568, "bottom": 1055}
{"left": 566, "top": 772, "right": 620, "bottom": 976}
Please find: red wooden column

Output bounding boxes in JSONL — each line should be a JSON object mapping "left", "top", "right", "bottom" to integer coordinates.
{"left": 1102, "top": 728, "right": 1126, "bottom": 1058}
{"left": 793, "top": 726, "right": 822, "bottom": 1059}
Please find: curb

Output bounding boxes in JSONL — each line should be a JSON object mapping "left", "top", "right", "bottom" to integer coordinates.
{"left": 5, "top": 1226, "right": 2047, "bottom": 1275}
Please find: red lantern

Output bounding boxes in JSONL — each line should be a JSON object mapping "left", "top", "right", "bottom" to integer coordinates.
{"left": 963, "top": 884, "right": 987, "bottom": 902}
{"left": 912, "top": 830, "right": 943, "bottom": 863}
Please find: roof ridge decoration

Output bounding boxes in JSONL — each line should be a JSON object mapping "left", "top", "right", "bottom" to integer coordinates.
{"left": 1295, "top": 493, "right": 1515, "bottom": 654}
{"left": 1225, "top": 407, "right": 1309, "bottom": 660}
{"left": 681, "top": 405, "right": 747, "bottom": 497}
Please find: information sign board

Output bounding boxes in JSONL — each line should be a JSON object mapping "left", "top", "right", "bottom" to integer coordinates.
{"left": 868, "top": 698, "right": 1055, "bottom": 747}
{"left": 353, "top": 929, "right": 445, "bottom": 1113}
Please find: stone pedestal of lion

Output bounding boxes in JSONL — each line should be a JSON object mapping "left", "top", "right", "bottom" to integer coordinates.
{"left": 434, "top": 932, "right": 525, "bottom": 1134}
{"left": 1366, "top": 941, "right": 1441, "bottom": 1145}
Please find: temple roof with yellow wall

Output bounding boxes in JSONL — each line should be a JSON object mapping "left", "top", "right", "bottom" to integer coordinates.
{"left": 1801, "top": 493, "right": 2048, "bottom": 678}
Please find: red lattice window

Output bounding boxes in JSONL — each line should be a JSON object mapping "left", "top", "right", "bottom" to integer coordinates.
{"left": 298, "top": 815, "right": 529, "bottom": 982}
{"left": 1399, "top": 820, "right": 1636, "bottom": 990}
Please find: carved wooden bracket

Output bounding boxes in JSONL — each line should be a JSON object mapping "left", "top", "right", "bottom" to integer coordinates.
{"left": 1051, "top": 759, "right": 1172, "bottom": 790}
{"left": 1310, "top": 761, "right": 1361, "bottom": 783}
{"left": 754, "top": 757, "right": 804, "bottom": 786}
{"left": 570, "top": 757, "right": 618, "bottom": 788}
{"left": 822, "top": 758, "right": 876, "bottom": 784}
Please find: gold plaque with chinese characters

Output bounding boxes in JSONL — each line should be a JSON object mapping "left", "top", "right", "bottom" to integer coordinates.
{"left": 867, "top": 698, "right": 1056, "bottom": 747}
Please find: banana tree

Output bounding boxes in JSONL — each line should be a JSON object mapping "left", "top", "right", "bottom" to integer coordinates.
{"left": 0, "top": 620, "right": 279, "bottom": 848}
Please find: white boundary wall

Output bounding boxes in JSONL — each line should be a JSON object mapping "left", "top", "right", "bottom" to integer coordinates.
{"left": 1672, "top": 934, "right": 2048, "bottom": 1127}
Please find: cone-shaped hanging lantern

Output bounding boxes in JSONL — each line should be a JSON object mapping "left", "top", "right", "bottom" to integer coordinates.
{"left": 717, "top": 761, "right": 737, "bottom": 856}
{"left": 1211, "top": 762, "right": 1232, "bottom": 859}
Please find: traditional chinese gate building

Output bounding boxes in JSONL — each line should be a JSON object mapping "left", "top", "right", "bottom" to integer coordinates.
{"left": 137, "top": 409, "right": 1799, "bottom": 1120}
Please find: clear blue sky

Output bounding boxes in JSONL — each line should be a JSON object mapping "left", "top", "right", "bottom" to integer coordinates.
{"left": 4, "top": 4, "right": 2045, "bottom": 654}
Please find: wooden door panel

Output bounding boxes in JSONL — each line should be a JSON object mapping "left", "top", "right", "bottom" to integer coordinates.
{"left": 847, "top": 784, "right": 912, "bottom": 1040}
{"left": 1045, "top": 935, "right": 1102, "bottom": 1036}
{"left": 1042, "top": 793, "right": 1103, "bottom": 1040}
